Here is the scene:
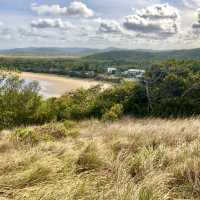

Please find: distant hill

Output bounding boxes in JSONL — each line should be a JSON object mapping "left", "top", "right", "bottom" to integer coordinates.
{"left": 0, "top": 47, "right": 154, "bottom": 58}
{"left": 0, "top": 47, "right": 101, "bottom": 57}
{"left": 85, "top": 48, "right": 200, "bottom": 63}
{"left": 0, "top": 47, "right": 200, "bottom": 63}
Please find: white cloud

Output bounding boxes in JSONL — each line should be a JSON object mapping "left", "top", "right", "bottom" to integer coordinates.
{"left": 192, "top": 9, "right": 200, "bottom": 33}
{"left": 31, "top": 1, "right": 94, "bottom": 18}
{"left": 136, "top": 3, "right": 179, "bottom": 19}
{"left": 98, "top": 20, "right": 122, "bottom": 34}
{"left": 66, "top": 1, "right": 94, "bottom": 18}
{"left": 1, "top": 0, "right": 200, "bottom": 49}
{"left": 31, "top": 18, "right": 73, "bottom": 29}
{"left": 0, "top": 28, "right": 13, "bottom": 40}
{"left": 123, "top": 4, "right": 180, "bottom": 37}
{"left": 18, "top": 27, "right": 50, "bottom": 39}
{"left": 182, "top": 0, "right": 200, "bottom": 8}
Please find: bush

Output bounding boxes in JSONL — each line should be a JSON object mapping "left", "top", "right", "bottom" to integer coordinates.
{"left": 11, "top": 128, "right": 40, "bottom": 146}
{"left": 37, "top": 123, "right": 67, "bottom": 140}
{"left": 102, "top": 104, "right": 124, "bottom": 121}
{"left": 11, "top": 123, "right": 68, "bottom": 145}
{"left": 0, "top": 72, "right": 42, "bottom": 130}
{"left": 63, "top": 120, "right": 76, "bottom": 129}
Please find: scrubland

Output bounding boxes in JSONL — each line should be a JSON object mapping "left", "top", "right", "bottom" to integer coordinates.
{"left": 1, "top": 117, "right": 200, "bottom": 200}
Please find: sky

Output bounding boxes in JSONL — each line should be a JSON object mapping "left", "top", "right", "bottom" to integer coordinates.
{"left": 0, "top": 0, "right": 200, "bottom": 50}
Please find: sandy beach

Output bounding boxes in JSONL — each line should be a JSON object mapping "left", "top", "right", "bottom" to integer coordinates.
{"left": 21, "top": 72, "right": 109, "bottom": 98}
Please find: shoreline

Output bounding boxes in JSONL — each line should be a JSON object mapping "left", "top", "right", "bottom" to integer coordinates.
{"left": 21, "top": 72, "right": 101, "bottom": 83}
{"left": 20, "top": 72, "right": 110, "bottom": 98}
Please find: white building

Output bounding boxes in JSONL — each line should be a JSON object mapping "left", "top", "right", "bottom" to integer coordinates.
{"left": 127, "top": 69, "right": 145, "bottom": 76}
{"left": 107, "top": 67, "right": 117, "bottom": 74}
{"left": 123, "top": 69, "right": 145, "bottom": 79}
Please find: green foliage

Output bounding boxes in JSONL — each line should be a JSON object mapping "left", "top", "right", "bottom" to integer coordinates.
{"left": 54, "top": 85, "right": 102, "bottom": 120}
{"left": 63, "top": 120, "right": 77, "bottom": 129}
{"left": 102, "top": 104, "right": 124, "bottom": 121}
{"left": 11, "top": 128, "right": 40, "bottom": 146}
{"left": 0, "top": 72, "right": 42, "bottom": 130}
{"left": 145, "top": 61, "right": 200, "bottom": 117}
{"left": 1, "top": 58, "right": 200, "bottom": 130}
{"left": 11, "top": 123, "right": 68, "bottom": 145}
{"left": 34, "top": 99, "right": 58, "bottom": 124}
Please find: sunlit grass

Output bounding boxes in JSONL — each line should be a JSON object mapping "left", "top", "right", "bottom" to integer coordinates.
{"left": 1, "top": 117, "right": 200, "bottom": 199}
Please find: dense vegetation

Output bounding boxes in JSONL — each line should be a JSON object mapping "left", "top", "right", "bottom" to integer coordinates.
{"left": 86, "top": 48, "right": 200, "bottom": 63}
{"left": 0, "top": 59, "right": 200, "bottom": 130}
{"left": 1, "top": 48, "right": 200, "bottom": 79}
{"left": 0, "top": 47, "right": 101, "bottom": 57}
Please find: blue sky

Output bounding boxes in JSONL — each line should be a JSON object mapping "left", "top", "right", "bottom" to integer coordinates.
{"left": 0, "top": 0, "right": 200, "bottom": 49}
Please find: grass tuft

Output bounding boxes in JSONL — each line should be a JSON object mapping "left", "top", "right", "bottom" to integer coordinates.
{"left": 76, "top": 143, "right": 103, "bottom": 172}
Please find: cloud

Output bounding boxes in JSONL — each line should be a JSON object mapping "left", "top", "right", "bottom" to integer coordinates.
{"left": 181, "top": 0, "right": 200, "bottom": 8}
{"left": 18, "top": 28, "right": 50, "bottom": 39}
{"left": 192, "top": 9, "right": 200, "bottom": 35}
{"left": 193, "top": 22, "right": 200, "bottom": 29}
{"left": 66, "top": 1, "right": 94, "bottom": 18}
{"left": 136, "top": 3, "right": 179, "bottom": 19}
{"left": 31, "top": 18, "right": 73, "bottom": 29}
{"left": 98, "top": 20, "right": 122, "bottom": 34}
{"left": 0, "top": 28, "right": 13, "bottom": 40}
{"left": 31, "top": 1, "right": 94, "bottom": 18}
{"left": 123, "top": 4, "right": 180, "bottom": 37}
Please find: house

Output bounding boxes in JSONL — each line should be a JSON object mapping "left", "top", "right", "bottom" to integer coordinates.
{"left": 123, "top": 69, "right": 145, "bottom": 78}
{"left": 107, "top": 67, "right": 117, "bottom": 74}
{"left": 127, "top": 69, "right": 145, "bottom": 76}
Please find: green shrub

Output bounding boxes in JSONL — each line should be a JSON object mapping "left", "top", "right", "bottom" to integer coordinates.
{"left": 11, "top": 123, "right": 68, "bottom": 145}
{"left": 37, "top": 123, "right": 67, "bottom": 140}
{"left": 102, "top": 104, "right": 124, "bottom": 121}
{"left": 11, "top": 128, "right": 40, "bottom": 146}
{"left": 63, "top": 120, "right": 76, "bottom": 129}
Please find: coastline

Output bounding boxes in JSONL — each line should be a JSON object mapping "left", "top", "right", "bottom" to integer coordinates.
{"left": 20, "top": 72, "right": 110, "bottom": 98}
{"left": 21, "top": 72, "right": 101, "bottom": 83}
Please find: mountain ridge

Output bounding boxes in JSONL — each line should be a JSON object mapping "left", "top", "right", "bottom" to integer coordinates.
{"left": 0, "top": 47, "right": 200, "bottom": 61}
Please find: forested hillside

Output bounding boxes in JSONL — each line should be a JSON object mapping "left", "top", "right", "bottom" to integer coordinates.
{"left": 0, "top": 47, "right": 101, "bottom": 57}
{"left": 85, "top": 48, "right": 200, "bottom": 63}
{"left": 0, "top": 48, "right": 200, "bottom": 77}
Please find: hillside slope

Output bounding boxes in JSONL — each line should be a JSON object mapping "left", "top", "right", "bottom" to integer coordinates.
{"left": 85, "top": 48, "right": 200, "bottom": 63}
{"left": 1, "top": 118, "right": 200, "bottom": 199}
{"left": 1, "top": 47, "right": 200, "bottom": 62}
{"left": 0, "top": 47, "right": 101, "bottom": 57}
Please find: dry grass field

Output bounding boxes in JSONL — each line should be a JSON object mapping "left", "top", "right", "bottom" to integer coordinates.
{"left": 1, "top": 117, "right": 200, "bottom": 199}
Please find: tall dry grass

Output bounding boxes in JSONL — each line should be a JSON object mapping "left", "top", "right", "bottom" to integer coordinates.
{"left": 0, "top": 117, "right": 200, "bottom": 199}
